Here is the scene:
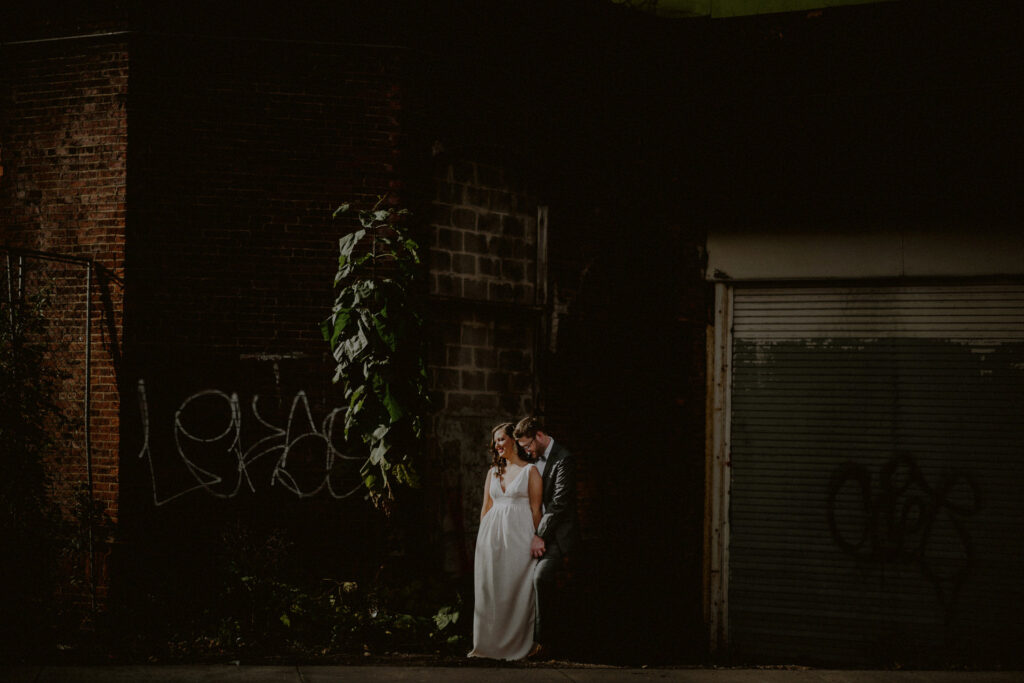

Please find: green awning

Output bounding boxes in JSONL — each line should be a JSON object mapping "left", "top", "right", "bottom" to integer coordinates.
{"left": 616, "top": 0, "right": 899, "bottom": 19}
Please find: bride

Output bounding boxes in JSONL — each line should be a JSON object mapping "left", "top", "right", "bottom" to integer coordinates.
{"left": 469, "top": 422, "right": 544, "bottom": 660}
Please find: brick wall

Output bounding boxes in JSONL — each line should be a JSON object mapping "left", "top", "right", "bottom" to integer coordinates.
{"left": 129, "top": 35, "right": 407, "bottom": 359}
{"left": 425, "top": 154, "right": 541, "bottom": 572}
{"left": 1, "top": 35, "right": 129, "bottom": 600}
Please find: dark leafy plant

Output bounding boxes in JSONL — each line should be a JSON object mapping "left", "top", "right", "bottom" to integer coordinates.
{"left": 213, "top": 524, "right": 297, "bottom": 650}
{"left": 178, "top": 523, "right": 466, "bottom": 659}
{"left": 0, "top": 286, "right": 67, "bottom": 658}
{"left": 431, "top": 597, "right": 466, "bottom": 650}
{"left": 60, "top": 483, "right": 116, "bottom": 608}
{"left": 47, "top": 515, "right": 467, "bottom": 662}
{"left": 321, "top": 196, "right": 429, "bottom": 511}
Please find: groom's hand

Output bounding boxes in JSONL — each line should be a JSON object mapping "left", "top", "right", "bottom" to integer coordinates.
{"left": 531, "top": 534, "right": 546, "bottom": 558}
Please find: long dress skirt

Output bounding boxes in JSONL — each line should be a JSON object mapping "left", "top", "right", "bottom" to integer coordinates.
{"left": 469, "top": 464, "right": 537, "bottom": 660}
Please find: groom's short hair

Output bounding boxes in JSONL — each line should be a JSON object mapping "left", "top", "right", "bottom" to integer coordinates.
{"left": 514, "top": 416, "right": 543, "bottom": 439}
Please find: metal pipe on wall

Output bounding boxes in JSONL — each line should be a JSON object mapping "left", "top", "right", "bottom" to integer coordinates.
{"left": 84, "top": 262, "right": 94, "bottom": 610}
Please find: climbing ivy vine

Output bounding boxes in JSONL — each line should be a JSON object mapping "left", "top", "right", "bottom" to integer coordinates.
{"left": 321, "top": 196, "right": 429, "bottom": 511}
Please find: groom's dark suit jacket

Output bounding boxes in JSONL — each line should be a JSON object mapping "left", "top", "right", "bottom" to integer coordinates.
{"left": 535, "top": 441, "right": 581, "bottom": 557}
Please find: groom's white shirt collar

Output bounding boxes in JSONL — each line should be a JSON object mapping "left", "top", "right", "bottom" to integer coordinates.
{"left": 536, "top": 438, "right": 554, "bottom": 477}
{"left": 540, "top": 438, "right": 554, "bottom": 461}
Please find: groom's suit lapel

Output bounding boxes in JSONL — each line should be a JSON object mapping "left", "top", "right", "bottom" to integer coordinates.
{"left": 542, "top": 443, "right": 562, "bottom": 498}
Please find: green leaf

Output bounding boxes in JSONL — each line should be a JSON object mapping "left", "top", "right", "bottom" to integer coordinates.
{"left": 433, "top": 606, "right": 459, "bottom": 630}
{"left": 369, "top": 435, "right": 391, "bottom": 466}
{"left": 325, "top": 310, "right": 352, "bottom": 348}
{"left": 382, "top": 383, "right": 406, "bottom": 421}
{"left": 332, "top": 339, "right": 350, "bottom": 364}
{"left": 348, "top": 385, "right": 365, "bottom": 410}
{"left": 333, "top": 203, "right": 351, "bottom": 217}
{"left": 337, "top": 229, "right": 367, "bottom": 258}
{"left": 358, "top": 210, "right": 379, "bottom": 228}
{"left": 353, "top": 279, "right": 378, "bottom": 300}
{"left": 393, "top": 613, "right": 416, "bottom": 629}
{"left": 344, "top": 386, "right": 367, "bottom": 436}
{"left": 393, "top": 463, "right": 420, "bottom": 488}
{"left": 372, "top": 313, "right": 397, "bottom": 352}
{"left": 362, "top": 356, "right": 390, "bottom": 376}
{"left": 403, "top": 239, "right": 420, "bottom": 260}
{"left": 280, "top": 613, "right": 291, "bottom": 628}
{"left": 341, "top": 327, "right": 370, "bottom": 362}
{"left": 334, "top": 252, "right": 374, "bottom": 285}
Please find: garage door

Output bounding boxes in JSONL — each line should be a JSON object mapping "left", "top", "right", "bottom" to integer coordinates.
{"left": 728, "top": 282, "right": 1024, "bottom": 665}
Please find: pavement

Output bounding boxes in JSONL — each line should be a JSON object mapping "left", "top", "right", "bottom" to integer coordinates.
{"left": 2, "top": 666, "right": 1020, "bottom": 682}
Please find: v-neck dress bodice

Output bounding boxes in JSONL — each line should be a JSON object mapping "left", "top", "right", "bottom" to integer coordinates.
{"left": 496, "top": 464, "right": 529, "bottom": 496}
{"left": 469, "top": 463, "right": 537, "bottom": 660}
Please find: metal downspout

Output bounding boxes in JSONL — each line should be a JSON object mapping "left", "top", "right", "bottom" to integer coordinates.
{"left": 85, "top": 262, "right": 95, "bottom": 610}
{"left": 4, "top": 253, "right": 12, "bottom": 329}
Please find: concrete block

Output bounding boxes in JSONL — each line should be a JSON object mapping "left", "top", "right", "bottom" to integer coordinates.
{"left": 452, "top": 252, "right": 476, "bottom": 275}
{"left": 462, "top": 278, "right": 487, "bottom": 299}
{"left": 479, "top": 212, "right": 503, "bottom": 234}
{"left": 452, "top": 208, "right": 477, "bottom": 230}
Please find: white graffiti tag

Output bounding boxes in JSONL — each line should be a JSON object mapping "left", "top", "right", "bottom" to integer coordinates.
{"left": 136, "top": 379, "right": 362, "bottom": 506}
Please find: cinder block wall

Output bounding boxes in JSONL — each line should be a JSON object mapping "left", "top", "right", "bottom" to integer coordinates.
{"left": 1, "top": 35, "right": 129, "bottom": 598}
{"left": 425, "top": 155, "right": 541, "bottom": 573}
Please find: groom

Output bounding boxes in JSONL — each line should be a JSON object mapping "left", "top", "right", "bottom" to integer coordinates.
{"left": 514, "top": 415, "right": 581, "bottom": 659}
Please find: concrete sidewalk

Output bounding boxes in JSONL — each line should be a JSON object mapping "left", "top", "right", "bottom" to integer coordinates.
{"left": 2, "top": 666, "right": 1020, "bottom": 682}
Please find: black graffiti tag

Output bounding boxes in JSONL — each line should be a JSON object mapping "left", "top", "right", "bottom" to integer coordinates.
{"left": 827, "top": 453, "right": 981, "bottom": 622}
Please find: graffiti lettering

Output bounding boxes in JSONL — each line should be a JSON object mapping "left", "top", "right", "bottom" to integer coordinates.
{"left": 827, "top": 453, "right": 981, "bottom": 622}
{"left": 137, "top": 379, "right": 362, "bottom": 506}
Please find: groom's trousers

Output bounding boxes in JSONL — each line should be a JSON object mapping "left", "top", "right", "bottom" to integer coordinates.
{"left": 533, "top": 544, "right": 567, "bottom": 645}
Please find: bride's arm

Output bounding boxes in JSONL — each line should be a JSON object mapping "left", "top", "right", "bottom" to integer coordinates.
{"left": 528, "top": 466, "right": 543, "bottom": 531}
{"left": 480, "top": 468, "right": 494, "bottom": 521}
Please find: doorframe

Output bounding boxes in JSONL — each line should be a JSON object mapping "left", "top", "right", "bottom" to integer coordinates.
{"left": 705, "top": 281, "right": 733, "bottom": 657}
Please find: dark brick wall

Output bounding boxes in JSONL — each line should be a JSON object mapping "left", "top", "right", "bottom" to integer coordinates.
{"left": 1, "top": 36, "right": 129, "bottom": 599}
{"left": 128, "top": 35, "right": 408, "bottom": 360}
{"left": 118, "top": 33, "right": 420, "bottom": 605}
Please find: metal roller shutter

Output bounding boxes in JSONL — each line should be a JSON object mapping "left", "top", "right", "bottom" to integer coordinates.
{"left": 727, "top": 283, "right": 1024, "bottom": 665}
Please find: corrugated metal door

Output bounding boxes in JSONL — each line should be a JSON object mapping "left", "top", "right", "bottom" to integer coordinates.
{"left": 727, "top": 283, "right": 1024, "bottom": 665}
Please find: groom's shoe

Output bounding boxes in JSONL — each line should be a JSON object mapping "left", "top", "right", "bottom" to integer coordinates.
{"left": 526, "top": 643, "right": 548, "bottom": 660}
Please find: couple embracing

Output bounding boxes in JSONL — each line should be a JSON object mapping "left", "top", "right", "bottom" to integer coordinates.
{"left": 469, "top": 416, "right": 580, "bottom": 661}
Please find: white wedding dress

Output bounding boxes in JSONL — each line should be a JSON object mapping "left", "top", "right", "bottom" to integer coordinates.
{"left": 469, "top": 464, "right": 537, "bottom": 660}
